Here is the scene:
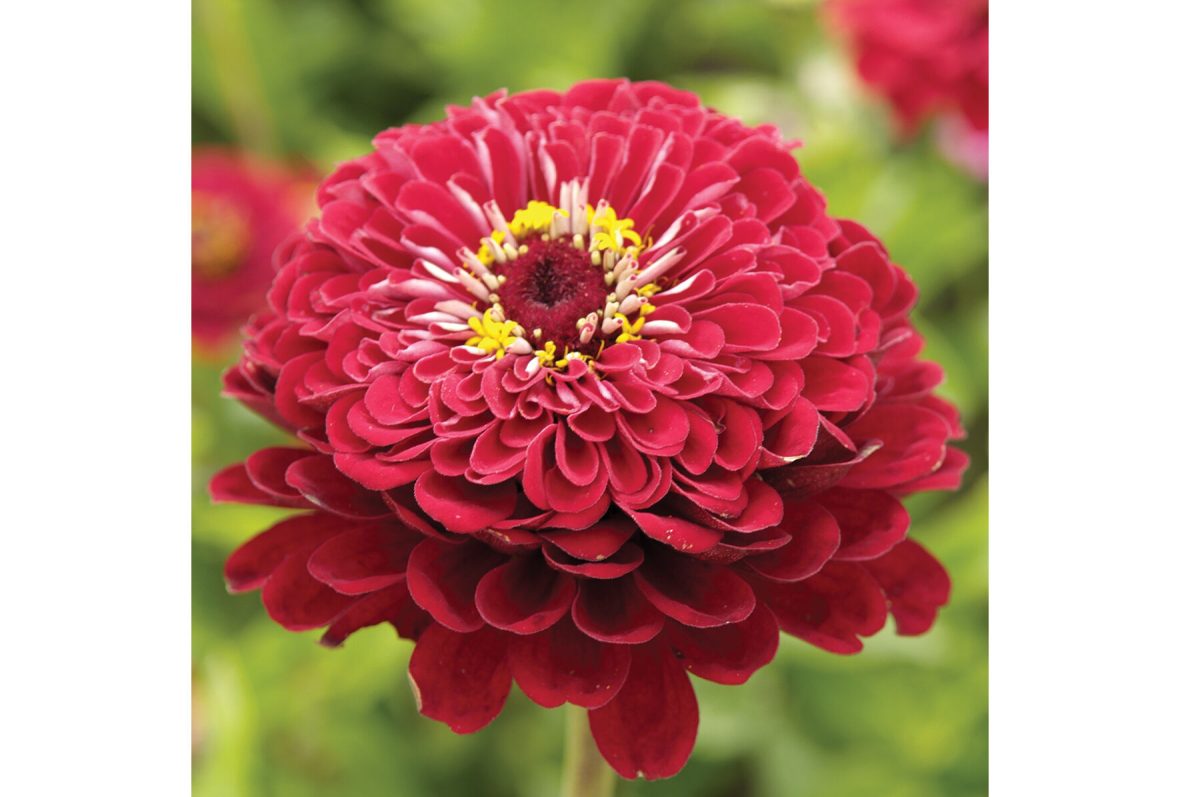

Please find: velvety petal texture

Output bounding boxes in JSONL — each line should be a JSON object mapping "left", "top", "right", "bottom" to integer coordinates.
{"left": 212, "top": 79, "right": 966, "bottom": 781}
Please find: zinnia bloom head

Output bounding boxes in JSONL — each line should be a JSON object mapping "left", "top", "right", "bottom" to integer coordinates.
{"left": 827, "top": 0, "right": 988, "bottom": 135}
{"left": 192, "top": 148, "right": 312, "bottom": 349}
{"left": 212, "top": 79, "right": 967, "bottom": 780}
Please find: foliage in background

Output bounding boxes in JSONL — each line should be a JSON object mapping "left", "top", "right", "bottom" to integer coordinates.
{"left": 193, "top": 1, "right": 987, "bottom": 794}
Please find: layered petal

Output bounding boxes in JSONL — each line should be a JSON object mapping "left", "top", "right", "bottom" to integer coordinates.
{"left": 588, "top": 642, "right": 699, "bottom": 780}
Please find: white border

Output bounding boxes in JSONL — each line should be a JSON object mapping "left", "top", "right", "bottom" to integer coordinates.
{"left": 991, "top": 2, "right": 1199, "bottom": 793}
{"left": 0, "top": 2, "right": 191, "bottom": 794}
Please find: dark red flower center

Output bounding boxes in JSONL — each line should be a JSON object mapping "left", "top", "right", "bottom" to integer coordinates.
{"left": 495, "top": 238, "right": 609, "bottom": 353}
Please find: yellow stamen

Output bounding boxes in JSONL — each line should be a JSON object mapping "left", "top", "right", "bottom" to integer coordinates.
{"left": 466, "top": 308, "right": 521, "bottom": 360}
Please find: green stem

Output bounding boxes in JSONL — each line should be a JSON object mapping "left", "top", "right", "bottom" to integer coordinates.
{"left": 560, "top": 705, "right": 615, "bottom": 797}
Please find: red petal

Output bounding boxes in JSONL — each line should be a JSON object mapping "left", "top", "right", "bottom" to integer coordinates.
{"left": 588, "top": 642, "right": 699, "bottom": 780}
{"left": 694, "top": 303, "right": 781, "bottom": 352}
{"left": 539, "top": 515, "right": 635, "bottom": 561}
{"left": 554, "top": 423, "right": 602, "bottom": 486}
{"left": 665, "top": 602, "right": 780, "bottom": 684}
{"left": 308, "top": 522, "right": 419, "bottom": 595}
{"left": 261, "top": 552, "right": 355, "bottom": 631}
{"left": 760, "top": 563, "right": 887, "bottom": 654}
{"left": 762, "top": 440, "right": 881, "bottom": 499}
{"left": 625, "top": 508, "right": 724, "bottom": 554}
{"left": 508, "top": 619, "right": 632, "bottom": 708}
{"left": 333, "top": 451, "right": 429, "bottom": 490}
{"left": 819, "top": 488, "right": 910, "bottom": 561}
{"left": 475, "top": 555, "right": 577, "bottom": 634}
{"left": 634, "top": 546, "right": 756, "bottom": 628}
{"left": 893, "top": 446, "right": 970, "bottom": 495}
{"left": 408, "top": 624, "right": 511, "bottom": 733}
{"left": 244, "top": 447, "right": 311, "bottom": 499}
{"left": 224, "top": 512, "right": 343, "bottom": 592}
{"left": 840, "top": 404, "right": 949, "bottom": 489}
{"left": 735, "top": 167, "right": 795, "bottom": 223}
{"left": 573, "top": 577, "right": 665, "bottom": 644}
{"left": 406, "top": 538, "right": 504, "bottom": 632}
{"left": 414, "top": 471, "right": 518, "bottom": 533}
{"left": 285, "top": 455, "right": 391, "bottom": 518}
{"left": 320, "top": 579, "right": 430, "bottom": 647}
{"left": 210, "top": 462, "right": 307, "bottom": 509}
{"left": 543, "top": 542, "right": 644, "bottom": 580}
{"left": 748, "top": 500, "right": 841, "bottom": 582}
{"left": 802, "top": 356, "right": 872, "bottom": 412}
{"left": 862, "top": 539, "right": 951, "bottom": 635}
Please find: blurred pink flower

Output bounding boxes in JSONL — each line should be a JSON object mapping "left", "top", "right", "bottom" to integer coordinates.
{"left": 192, "top": 148, "right": 312, "bottom": 350}
{"left": 828, "top": 0, "right": 988, "bottom": 135}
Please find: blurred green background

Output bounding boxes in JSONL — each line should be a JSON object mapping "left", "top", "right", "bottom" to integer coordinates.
{"left": 192, "top": 0, "right": 988, "bottom": 794}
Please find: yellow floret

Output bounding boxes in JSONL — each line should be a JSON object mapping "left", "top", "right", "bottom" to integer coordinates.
{"left": 509, "top": 201, "right": 561, "bottom": 237}
{"left": 466, "top": 308, "right": 520, "bottom": 359}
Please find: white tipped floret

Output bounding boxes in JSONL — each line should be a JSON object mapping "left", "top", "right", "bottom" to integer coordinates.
{"left": 482, "top": 201, "right": 514, "bottom": 244}
{"left": 614, "top": 276, "right": 636, "bottom": 300}
{"left": 633, "top": 247, "right": 685, "bottom": 287}
{"left": 503, "top": 243, "right": 519, "bottom": 261}
{"left": 411, "top": 312, "right": 463, "bottom": 325}
{"left": 618, "top": 294, "right": 645, "bottom": 316}
{"left": 508, "top": 338, "right": 533, "bottom": 355}
{"left": 612, "top": 254, "right": 635, "bottom": 282}
{"left": 485, "top": 237, "right": 508, "bottom": 264}
{"left": 417, "top": 259, "right": 462, "bottom": 284}
{"left": 641, "top": 319, "right": 684, "bottom": 335}
{"left": 590, "top": 199, "right": 610, "bottom": 238}
{"left": 601, "top": 317, "right": 623, "bottom": 335}
{"left": 573, "top": 233, "right": 585, "bottom": 250}
{"left": 430, "top": 321, "right": 472, "bottom": 335}
{"left": 549, "top": 212, "right": 567, "bottom": 240}
{"left": 571, "top": 181, "right": 589, "bottom": 237}
{"left": 458, "top": 246, "right": 490, "bottom": 275}
{"left": 456, "top": 269, "right": 492, "bottom": 302}
{"left": 458, "top": 248, "right": 500, "bottom": 292}
{"left": 435, "top": 299, "right": 482, "bottom": 320}
{"left": 447, "top": 181, "right": 487, "bottom": 230}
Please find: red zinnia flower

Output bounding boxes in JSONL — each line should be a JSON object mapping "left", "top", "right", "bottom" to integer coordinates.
{"left": 827, "top": 0, "right": 988, "bottom": 134}
{"left": 192, "top": 148, "right": 312, "bottom": 349}
{"left": 211, "top": 79, "right": 967, "bottom": 780}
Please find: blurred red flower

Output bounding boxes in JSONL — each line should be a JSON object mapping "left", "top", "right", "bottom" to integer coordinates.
{"left": 828, "top": 0, "right": 988, "bottom": 134}
{"left": 192, "top": 148, "right": 312, "bottom": 350}
{"left": 212, "top": 79, "right": 966, "bottom": 780}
